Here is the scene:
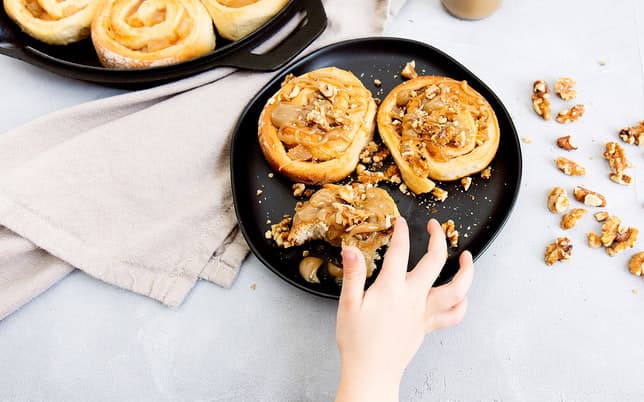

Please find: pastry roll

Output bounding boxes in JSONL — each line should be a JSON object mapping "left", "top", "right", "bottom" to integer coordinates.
{"left": 273, "top": 183, "right": 400, "bottom": 277}
{"left": 258, "top": 67, "right": 377, "bottom": 185}
{"left": 91, "top": 0, "right": 216, "bottom": 68}
{"left": 201, "top": 0, "right": 288, "bottom": 41}
{"left": 377, "top": 76, "right": 500, "bottom": 194}
{"left": 3, "top": 0, "right": 101, "bottom": 45}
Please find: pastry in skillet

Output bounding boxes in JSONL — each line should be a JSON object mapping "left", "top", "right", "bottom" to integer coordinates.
{"left": 3, "top": 0, "right": 101, "bottom": 45}
{"left": 201, "top": 0, "right": 288, "bottom": 41}
{"left": 377, "top": 76, "right": 500, "bottom": 194}
{"left": 258, "top": 67, "right": 377, "bottom": 185}
{"left": 91, "top": 0, "right": 216, "bottom": 68}
{"left": 271, "top": 183, "right": 400, "bottom": 277}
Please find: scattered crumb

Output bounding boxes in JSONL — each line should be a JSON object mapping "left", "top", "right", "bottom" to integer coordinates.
{"left": 250, "top": 283, "right": 256, "bottom": 291}
{"left": 399, "top": 183, "right": 409, "bottom": 194}
{"left": 374, "top": 79, "right": 382, "bottom": 87}
{"left": 633, "top": 288, "right": 639, "bottom": 295}
{"left": 266, "top": 219, "right": 272, "bottom": 225}
{"left": 461, "top": 177, "right": 472, "bottom": 191}
{"left": 480, "top": 166, "right": 492, "bottom": 180}
{"left": 264, "top": 230, "right": 272, "bottom": 239}
{"left": 598, "top": 59, "right": 606, "bottom": 66}
{"left": 256, "top": 189, "right": 263, "bottom": 196}
{"left": 268, "top": 172, "right": 274, "bottom": 178}
{"left": 302, "top": 250, "right": 310, "bottom": 257}
{"left": 522, "top": 136, "right": 533, "bottom": 144}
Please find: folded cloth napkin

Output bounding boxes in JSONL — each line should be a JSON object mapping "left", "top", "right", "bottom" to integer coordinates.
{"left": 0, "top": 0, "right": 407, "bottom": 320}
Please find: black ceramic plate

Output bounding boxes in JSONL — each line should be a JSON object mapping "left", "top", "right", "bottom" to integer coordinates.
{"left": 0, "top": 0, "right": 326, "bottom": 87}
{"left": 231, "top": 37, "right": 522, "bottom": 298}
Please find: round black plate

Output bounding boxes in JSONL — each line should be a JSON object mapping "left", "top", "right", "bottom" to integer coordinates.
{"left": 231, "top": 37, "right": 522, "bottom": 299}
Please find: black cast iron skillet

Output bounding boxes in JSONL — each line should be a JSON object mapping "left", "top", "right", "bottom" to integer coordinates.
{"left": 231, "top": 37, "right": 522, "bottom": 299}
{"left": 0, "top": 0, "right": 326, "bottom": 87}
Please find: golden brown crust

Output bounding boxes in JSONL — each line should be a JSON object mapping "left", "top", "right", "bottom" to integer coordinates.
{"left": 376, "top": 76, "right": 500, "bottom": 194}
{"left": 201, "top": 0, "right": 289, "bottom": 41}
{"left": 258, "top": 67, "right": 377, "bottom": 185}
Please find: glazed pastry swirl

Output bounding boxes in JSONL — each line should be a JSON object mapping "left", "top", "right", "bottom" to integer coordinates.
{"left": 3, "top": 0, "right": 101, "bottom": 44}
{"left": 91, "top": 0, "right": 216, "bottom": 68}
{"left": 201, "top": 0, "right": 288, "bottom": 41}
{"left": 258, "top": 67, "right": 377, "bottom": 185}
{"left": 377, "top": 76, "right": 500, "bottom": 194}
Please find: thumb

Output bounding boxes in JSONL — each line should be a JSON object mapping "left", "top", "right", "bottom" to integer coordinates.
{"left": 339, "top": 246, "right": 367, "bottom": 310}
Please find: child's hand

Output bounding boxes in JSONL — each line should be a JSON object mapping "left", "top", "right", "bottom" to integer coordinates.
{"left": 334, "top": 217, "right": 474, "bottom": 402}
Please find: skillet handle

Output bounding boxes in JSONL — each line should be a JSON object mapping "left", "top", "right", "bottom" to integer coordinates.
{"left": 217, "top": 0, "right": 327, "bottom": 71}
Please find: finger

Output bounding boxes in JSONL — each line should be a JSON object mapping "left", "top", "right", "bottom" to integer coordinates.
{"left": 426, "top": 298, "right": 468, "bottom": 332}
{"left": 407, "top": 219, "right": 448, "bottom": 289}
{"left": 339, "top": 246, "right": 367, "bottom": 311}
{"left": 378, "top": 216, "right": 410, "bottom": 284}
{"left": 426, "top": 251, "right": 474, "bottom": 312}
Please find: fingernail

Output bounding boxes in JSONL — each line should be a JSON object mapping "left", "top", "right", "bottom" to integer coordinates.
{"left": 342, "top": 247, "right": 356, "bottom": 263}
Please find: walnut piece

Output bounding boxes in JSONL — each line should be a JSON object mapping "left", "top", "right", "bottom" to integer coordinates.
{"left": 292, "top": 183, "right": 306, "bottom": 197}
{"left": 598, "top": 215, "right": 639, "bottom": 256}
{"left": 461, "top": 176, "right": 472, "bottom": 191}
{"left": 600, "top": 215, "right": 622, "bottom": 247}
{"left": 432, "top": 187, "right": 448, "bottom": 202}
{"left": 603, "top": 142, "right": 632, "bottom": 185}
{"left": 401, "top": 60, "right": 418, "bottom": 80}
{"left": 561, "top": 208, "right": 587, "bottom": 230}
{"left": 270, "top": 216, "right": 292, "bottom": 247}
{"left": 556, "top": 135, "right": 577, "bottom": 151}
{"left": 554, "top": 77, "right": 577, "bottom": 100}
{"left": 573, "top": 186, "right": 607, "bottom": 207}
{"left": 619, "top": 121, "right": 644, "bottom": 146}
{"left": 545, "top": 237, "right": 573, "bottom": 266}
{"left": 441, "top": 219, "right": 459, "bottom": 248}
{"left": 556, "top": 157, "right": 586, "bottom": 176}
{"left": 480, "top": 166, "right": 492, "bottom": 180}
{"left": 532, "top": 80, "right": 551, "bottom": 120}
{"left": 547, "top": 186, "right": 570, "bottom": 213}
{"left": 593, "top": 211, "right": 609, "bottom": 222}
{"left": 587, "top": 233, "right": 601, "bottom": 248}
{"left": 556, "top": 104, "right": 585, "bottom": 124}
{"left": 373, "top": 79, "right": 382, "bottom": 87}
{"left": 630, "top": 252, "right": 644, "bottom": 276}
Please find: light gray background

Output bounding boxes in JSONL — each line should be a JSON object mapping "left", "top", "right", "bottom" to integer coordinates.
{"left": 1, "top": 0, "right": 644, "bottom": 401}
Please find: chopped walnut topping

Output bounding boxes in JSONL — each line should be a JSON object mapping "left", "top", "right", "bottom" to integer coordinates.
{"left": 401, "top": 60, "right": 418, "bottom": 80}
{"left": 556, "top": 104, "right": 585, "bottom": 124}
{"left": 603, "top": 142, "right": 632, "bottom": 185}
{"left": 554, "top": 77, "right": 577, "bottom": 100}
{"left": 461, "top": 176, "right": 472, "bottom": 191}
{"left": 547, "top": 186, "right": 569, "bottom": 213}
{"left": 593, "top": 211, "right": 609, "bottom": 222}
{"left": 561, "top": 208, "right": 587, "bottom": 230}
{"left": 556, "top": 135, "right": 577, "bottom": 151}
{"left": 619, "top": 121, "right": 644, "bottom": 146}
{"left": 587, "top": 233, "right": 601, "bottom": 248}
{"left": 545, "top": 237, "right": 573, "bottom": 266}
{"left": 441, "top": 219, "right": 459, "bottom": 248}
{"left": 292, "top": 183, "right": 306, "bottom": 197}
{"left": 431, "top": 187, "right": 448, "bottom": 202}
{"left": 480, "top": 166, "right": 492, "bottom": 180}
{"left": 556, "top": 157, "right": 586, "bottom": 176}
{"left": 287, "top": 85, "right": 301, "bottom": 99}
{"left": 318, "top": 82, "right": 337, "bottom": 100}
{"left": 270, "top": 216, "right": 292, "bottom": 247}
{"left": 573, "top": 186, "right": 607, "bottom": 207}
{"left": 532, "top": 80, "right": 551, "bottom": 120}
{"left": 630, "top": 252, "right": 644, "bottom": 276}
{"left": 373, "top": 79, "right": 382, "bottom": 87}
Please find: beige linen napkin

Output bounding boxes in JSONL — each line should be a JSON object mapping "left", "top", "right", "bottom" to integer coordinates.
{"left": 0, "top": 0, "right": 407, "bottom": 320}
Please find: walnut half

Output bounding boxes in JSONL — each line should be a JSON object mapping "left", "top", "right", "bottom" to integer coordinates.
{"left": 556, "top": 104, "right": 585, "bottom": 124}
{"left": 547, "top": 186, "right": 570, "bottom": 213}
{"left": 556, "top": 157, "right": 586, "bottom": 176}
{"left": 532, "top": 80, "right": 551, "bottom": 120}
{"left": 545, "top": 237, "right": 573, "bottom": 266}
{"left": 441, "top": 219, "right": 459, "bottom": 248}
{"left": 561, "top": 208, "right": 586, "bottom": 230}
{"left": 555, "top": 77, "right": 577, "bottom": 101}
{"left": 630, "top": 252, "right": 644, "bottom": 276}
{"left": 603, "top": 142, "right": 632, "bottom": 186}
{"left": 619, "top": 121, "right": 644, "bottom": 146}
{"left": 573, "top": 186, "right": 607, "bottom": 207}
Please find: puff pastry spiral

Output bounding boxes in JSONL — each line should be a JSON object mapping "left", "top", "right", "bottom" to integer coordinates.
{"left": 91, "top": 0, "right": 216, "bottom": 68}
{"left": 258, "top": 67, "right": 377, "bottom": 185}
{"left": 377, "top": 76, "right": 500, "bottom": 194}
{"left": 201, "top": 0, "right": 288, "bottom": 41}
{"left": 3, "top": 0, "right": 101, "bottom": 44}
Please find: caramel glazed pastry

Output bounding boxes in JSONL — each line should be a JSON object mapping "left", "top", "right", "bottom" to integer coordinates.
{"left": 258, "top": 67, "right": 378, "bottom": 184}
{"left": 201, "top": 0, "right": 289, "bottom": 41}
{"left": 273, "top": 183, "right": 400, "bottom": 277}
{"left": 4, "top": 0, "right": 102, "bottom": 44}
{"left": 378, "top": 76, "right": 500, "bottom": 194}
{"left": 91, "top": 0, "right": 216, "bottom": 68}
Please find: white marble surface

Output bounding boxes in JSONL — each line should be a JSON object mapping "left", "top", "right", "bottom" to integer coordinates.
{"left": 1, "top": 0, "right": 644, "bottom": 401}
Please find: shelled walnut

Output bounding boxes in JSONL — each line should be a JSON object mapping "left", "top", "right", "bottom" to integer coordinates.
{"left": 556, "top": 157, "right": 586, "bottom": 176}
{"left": 401, "top": 60, "right": 418, "bottom": 80}
{"left": 619, "top": 121, "right": 644, "bottom": 146}
{"left": 555, "top": 77, "right": 577, "bottom": 100}
{"left": 292, "top": 183, "right": 306, "bottom": 197}
{"left": 573, "top": 186, "right": 607, "bottom": 207}
{"left": 441, "top": 219, "right": 459, "bottom": 248}
{"left": 561, "top": 208, "right": 586, "bottom": 230}
{"left": 547, "top": 187, "right": 570, "bottom": 213}
{"left": 480, "top": 166, "right": 492, "bottom": 180}
{"left": 599, "top": 215, "right": 639, "bottom": 256}
{"left": 603, "top": 142, "right": 632, "bottom": 185}
{"left": 432, "top": 187, "right": 448, "bottom": 202}
{"left": 461, "top": 177, "right": 472, "bottom": 191}
{"left": 630, "top": 252, "right": 644, "bottom": 276}
{"left": 556, "top": 135, "right": 577, "bottom": 151}
{"left": 587, "top": 233, "right": 602, "bottom": 248}
{"left": 532, "top": 80, "right": 551, "bottom": 120}
{"left": 593, "top": 211, "right": 609, "bottom": 222}
{"left": 545, "top": 237, "right": 573, "bottom": 265}
{"left": 556, "top": 104, "right": 585, "bottom": 124}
